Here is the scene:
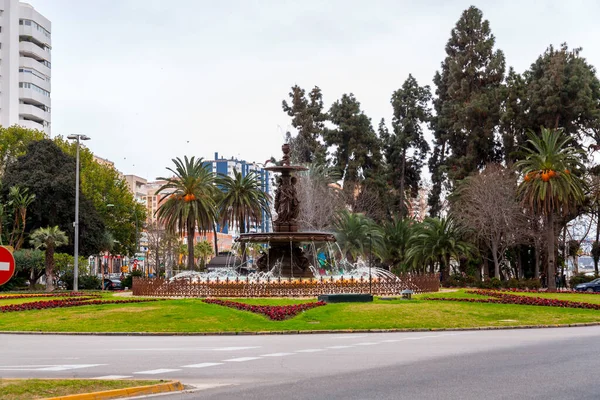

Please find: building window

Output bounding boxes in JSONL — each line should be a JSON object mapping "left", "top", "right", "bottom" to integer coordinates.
{"left": 19, "top": 19, "right": 50, "bottom": 38}
{"left": 18, "top": 81, "right": 50, "bottom": 97}
{"left": 19, "top": 67, "right": 48, "bottom": 81}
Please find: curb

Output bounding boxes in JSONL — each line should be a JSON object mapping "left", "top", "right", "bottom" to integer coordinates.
{"left": 43, "top": 380, "right": 184, "bottom": 400}
{"left": 3, "top": 322, "right": 600, "bottom": 336}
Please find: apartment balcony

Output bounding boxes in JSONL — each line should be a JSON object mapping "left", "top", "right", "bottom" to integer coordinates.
{"left": 19, "top": 104, "right": 49, "bottom": 123}
{"left": 20, "top": 56, "right": 51, "bottom": 77}
{"left": 19, "top": 88, "right": 50, "bottom": 107}
{"left": 19, "top": 41, "right": 51, "bottom": 63}
{"left": 19, "top": 25, "right": 51, "bottom": 48}
{"left": 19, "top": 71, "right": 50, "bottom": 92}
{"left": 18, "top": 118, "right": 44, "bottom": 131}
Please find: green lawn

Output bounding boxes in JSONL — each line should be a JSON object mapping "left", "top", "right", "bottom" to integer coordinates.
{"left": 0, "top": 290, "right": 599, "bottom": 333}
{"left": 0, "top": 379, "right": 162, "bottom": 400}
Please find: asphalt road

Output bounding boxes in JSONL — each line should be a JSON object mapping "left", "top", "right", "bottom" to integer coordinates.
{"left": 2, "top": 327, "right": 600, "bottom": 399}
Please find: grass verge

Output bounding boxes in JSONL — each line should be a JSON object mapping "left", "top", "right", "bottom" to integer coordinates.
{"left": 0, "top": 290, "right": 599, "bottom": 333}
{"left": 0, "top": 379, "right": 162, "bottom": 400}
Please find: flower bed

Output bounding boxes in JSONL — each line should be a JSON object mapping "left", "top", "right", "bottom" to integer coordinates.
{"left": 203, "top": 298, "right": 326, "bottom": 320}
{"left": 0, "top": 297, "right": 164, "bottom": 313}
{"left": 0, "top": 292, "right": 99, "bottom": 301}
{"left": 425, "top": 290, "right": 600, "bottom": 310}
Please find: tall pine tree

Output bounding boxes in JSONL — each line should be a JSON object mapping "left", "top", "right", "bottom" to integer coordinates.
{"left": 282, "top": 85, "right": 327, "bottom": 164}
{"left": 428, "top": 6, "right": 505, "bottom": 214}
{"left": 383, "top": 74, "right": 431, "bottom": 218}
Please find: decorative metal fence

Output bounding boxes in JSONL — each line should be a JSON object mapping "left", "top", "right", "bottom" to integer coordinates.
{"left": 132, "top": 274, "right": 439, "bottom": 298}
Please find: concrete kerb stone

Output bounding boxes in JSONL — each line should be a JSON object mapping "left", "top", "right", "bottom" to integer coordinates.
{"left": 3, "top": 321, "right": 600, "bottom": 337}
{"left": 38, "top": 380, "right": 184, "bottom": 400}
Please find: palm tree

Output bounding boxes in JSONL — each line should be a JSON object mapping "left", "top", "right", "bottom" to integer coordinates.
{"left": 3, "top": 186, "right": 35, "bottom": 250}
{"left": 30, "top": 226, "right": 68, "bottom": 292}
{"left": 515, "top": 128, "right": 586, "bottom": 290}
{"left": 194, "top": 240, "right": 213, "bottom": 270}
{"left": 217, "top": 169, "right": 270, "bottom": 261}
{"left": 332, "top": 210, "right": 382, "bottom": 262}
{"left": 156, "top": 156, "right": 218, "bottom": 270}
{"left": 378, "top": 217, "right": 414, "bottom": 271}
{"left": 406, "top": 217, "right": 474, "bottom": 280}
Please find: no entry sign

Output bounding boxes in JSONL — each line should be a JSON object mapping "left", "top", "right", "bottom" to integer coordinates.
{"left": 0, "top": 246, "right": 16, "bottom": 286}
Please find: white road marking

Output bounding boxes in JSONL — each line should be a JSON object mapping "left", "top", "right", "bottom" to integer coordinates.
{"left": 124, "top": 346, "right": 259, "bottom": 352}
{"left": 327, "top": 345, "right": 354, "bottom": 349}
{"left": 134, "top": 368, "right": 181, "bottom": 375}
{"left": 355, "top": 342, "right": 378, "bottom": 346}
{"left": 223, "top": 357, "right": 261, "bottom": 362}
{"left": 295, "top": 349, "right": 325, "bottom": 353}
{"left": 0, "top": 262, "right": 10, "bottom": 271}
{"left": 0, "top": 364, "right": 106, "bottom": 372}
{"left": 406, "top": 335, "right": 441, "bottom": 340}
{"left": 260, "top": 353, "right": 294, "bottom": 357}
{"left": 381, "top": 340, "right": 402, "bottom": 343}
{"left": 335, "top": 335, "right": 367, "bottom": 339}
{"left": 182, "top": 362, "right": 223, "bottom": 368}
{"left": 93, "top": 375, "right": 132, "bottom": 380}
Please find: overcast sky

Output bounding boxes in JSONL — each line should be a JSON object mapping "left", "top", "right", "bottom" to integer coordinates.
{"left": 32, "top": 0, "right": 600, "bottom": 181}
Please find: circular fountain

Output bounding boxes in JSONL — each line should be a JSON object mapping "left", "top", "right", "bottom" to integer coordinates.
{"left": 236, "top": 143, "right": 337, "bottom": 278}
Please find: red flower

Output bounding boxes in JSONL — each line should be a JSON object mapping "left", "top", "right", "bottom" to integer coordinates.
{"left": 203, "top": 299, "right": 326, "bottom": 320}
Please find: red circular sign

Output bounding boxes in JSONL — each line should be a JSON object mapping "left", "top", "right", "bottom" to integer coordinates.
{"left": 0, "top": 246, "right": 16, "bottom": 286}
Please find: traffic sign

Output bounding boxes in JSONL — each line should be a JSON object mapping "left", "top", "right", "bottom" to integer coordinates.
{"left": 0, "top": 246, "right": 16, "bottom": 286}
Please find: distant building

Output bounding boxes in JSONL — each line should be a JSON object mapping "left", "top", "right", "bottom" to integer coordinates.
{"left": 123, "top": 174, "right": 148, "bottom": 203}
{"left": 0, "top": 1, "right": 51, "bottom": 134}
{"left": 203, "top": 152, "right": 272, "bottom": 234}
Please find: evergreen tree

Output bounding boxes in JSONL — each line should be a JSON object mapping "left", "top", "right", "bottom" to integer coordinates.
{"left": 522, "top": 44, "right": 600, "bottom": 144}
{"left": 325, "top": 93, "right": 384, "bottom": 216}
{"left": 384, "top": 74, "right": 431, "bottom": 217}
{"left": 500, "top": 67, "right": 528, "bottom": 164}
{"left": 282, "top": 85, "right": 327, "bottom": 164}
{"left": 430, "top": 6, "right": 505, "bottom": 185}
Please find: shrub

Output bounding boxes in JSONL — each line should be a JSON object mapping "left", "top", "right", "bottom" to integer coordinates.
{"left": 122, "top": 270, "right": 144, "bottom": 290}
{"left": 570, "top": 273, "right": 597, "bottom": 288}
{"left": 61, "top": 272, "right": 101, "bottom": 290}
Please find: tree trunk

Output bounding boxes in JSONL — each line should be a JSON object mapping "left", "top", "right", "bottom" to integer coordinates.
{"left": 399, "top": 147, "right": 406, "bottom": 219}
{"left": 212, "top": 223, "right": 219, "bottom": 257}
{"left": 547, "top": 213, "right": 556, "bottom": 291}
{"left": 492, "top": 241, "right": 500, "bottom": 279}
{"left": 45, "top": 245, "right": 55, "bottom": 292}
{"left": 534, "top": 244, "right": 540, "bottom": 279}
{"left": 187, "top": 220, "right": 195, "bottom": 270}
{"left": 594, "top": 202, "right": 600, "bottom": 276}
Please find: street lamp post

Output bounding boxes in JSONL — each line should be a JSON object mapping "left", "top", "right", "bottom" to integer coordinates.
{"left": 368, "top": 233, "right": 372, "bottom": 295}
{"left": 67, "top": 134, "right": 90, "bottom": 292}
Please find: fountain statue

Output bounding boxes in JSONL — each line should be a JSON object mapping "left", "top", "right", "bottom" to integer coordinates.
{"left": 236, "top": 143, "right": 336, "bottom": 277}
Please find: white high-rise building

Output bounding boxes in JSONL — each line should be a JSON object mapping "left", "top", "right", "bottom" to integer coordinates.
{"left": 0, "top": 1, "right": 51, "bottom": 135}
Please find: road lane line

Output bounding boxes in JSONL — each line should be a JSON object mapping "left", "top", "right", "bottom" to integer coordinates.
{"left": 295, "top": 349, "right": 325, "bottom": 353}
{"left": 92, "top": 375, "right": 132, "bottom": 380}
{"left": 260, "top": 353, "right": 295, "bottom": 357}
{"left": 355, "top": 342, "right": 378, "bottom": 346}
{"left": 134, "top": 368, "right": 181, "bottom": 375}
{"left": 327, "top": 345, "right": 354, "bottom": 349}
{"left": 223, "top": 357, "right": 261, "bottom": 362}
{"left": 37, "top": 364, "right": 106, "bottom": 372}
{"left": 182, "top": 362, "right": 224, "bottom": 368}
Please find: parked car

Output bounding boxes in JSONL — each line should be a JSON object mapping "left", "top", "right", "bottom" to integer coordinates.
{"left": 101, "top": 278, "right": 123, "bottom": 291}
{"left": 574, "top": 278, "right": 600, "bottom": 292}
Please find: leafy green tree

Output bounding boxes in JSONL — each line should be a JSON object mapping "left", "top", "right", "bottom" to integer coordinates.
{"left": 194, "top": 240, "right": 213, "bottom": 269}
{"left": 522, "top": 44, "right": 600, "bottom": 141}
{"left": 500, "top": 68, "right": 528, "bottom": 164}
{"left": 13, "top": 248, "right": 44, "bottom": 289}
{"left": 217, "top": 169, "right": 270, "bottom": 261}
{"left": 156, "top": 156, "right": 218, "bottom": 270}
{"left": 30, "top": 226, "right": 68, "bottom": 292}
{"left": 406, "top": 217, "right": 474, "bottom": 281}
{"left": 0, "top": 125, "right": 46, "bottom": 177}
{"left": 2, "top": 140, "right": 106, "bottom": 256}
{"left": 325, "top": 93, "right": 384, "bottom": 217}
{"left": 282, "top": 85, "right": 327, "bottom": 164}
{"left": 383, "top": 75, "right": 431, "bottom": 217}
{"left": 515, "top": 128, "right": 586, "bottom": 290}
{"left": 429, "top": 6, "right": 505, "bottom": 211}
{"left": 0, "top": 185, "right": 35, "bottom": 250}
{"left": 332, "top": 210, "right": 382, "bottom": 262}
{"left": 55, "top": 136, "right": 145, "bottom": 256}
